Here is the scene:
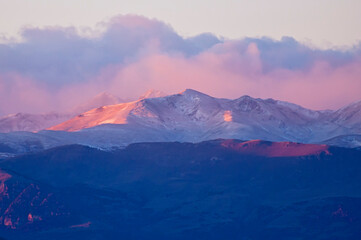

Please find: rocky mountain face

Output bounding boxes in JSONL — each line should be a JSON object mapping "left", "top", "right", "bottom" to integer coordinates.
{"left": 0, "top": 170, "right": 72, "bottom": 232}
{"left": 0, "top": 140, "right": 360, "bottom": 239}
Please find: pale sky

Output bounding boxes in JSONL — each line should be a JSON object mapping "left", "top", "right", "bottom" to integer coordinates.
{"left": 0, "top": 0, "right": 360, "bottom": 48}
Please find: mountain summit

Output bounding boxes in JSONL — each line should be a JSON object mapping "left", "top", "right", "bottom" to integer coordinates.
{"left": 71, "top": 92, "right": 124, "bottom": 114}
{"left": 138, "top": 89, "right": 167, "bottom": 100}
{"left": 47, "top": 89, "right": 361, "bottom": 146}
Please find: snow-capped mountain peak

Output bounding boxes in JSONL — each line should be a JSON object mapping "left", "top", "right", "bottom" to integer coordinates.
{"left": 71, "top": 92, "right": 123, "bottom": 114}
{"left": 1, "top": 89, "right": 361, "bottom": 150}
{"left": 179, "top": 88, "right": 212, "bottom": 98}
{"left": 139, "top": 89, "right": 167, "bottom": 100}
{"left": 0, "top": 91, "right": 125, "bottom": 133}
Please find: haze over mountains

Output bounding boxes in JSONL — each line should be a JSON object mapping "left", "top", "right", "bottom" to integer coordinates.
{"left": 0, "top": 89, "right": 360, "bottom": 154}
{"left": 0, "top": 89, "right": 168, "bottom": 133}
{"left": 0, "top": 92, "right": 125, "bottom": 133}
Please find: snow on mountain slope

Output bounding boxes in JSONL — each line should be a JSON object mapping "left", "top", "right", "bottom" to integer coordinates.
{"left": 71, "top": 92, "right": 124, "bottom": 115}
{"left": 0, "top": 131, "right": 70, "bottom": 154}
{"left": 0, "top": 113, "right": 72, "bottom": 133}
{"left": 0, "top": 92, "right": 123, "bottom": 133}
{"left": 49, "top": 101, "right": 141, "bottom": 132}
{"left": 330, "top": 100, "right": 361, "bottom": 131}
{"left": 1, "top": 89, "right": 360, "bottom": 151}
{"left": 47, "top": 89, "right": 361, "bottom": 146}
{"left": 322, "top": 134, "right": 361, "bottom": 148}
{"left": 138, "top": 89, "right": 167, "bottom": 100}
{"left": 0, "top": 90, "right": 168, "bottom": 133}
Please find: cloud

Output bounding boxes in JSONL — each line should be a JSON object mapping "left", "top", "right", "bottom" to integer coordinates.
{"left": 0, "top": 73, "right": 52, "bottom": 114}
{"left": 0, "top": 14, "right": 360, "bottom": 115}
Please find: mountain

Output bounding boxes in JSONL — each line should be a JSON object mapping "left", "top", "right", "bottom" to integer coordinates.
{"left": 0, "top": 169, "right": 73, "bottom": 232}
{"left": 0, "top": 140, "right": 361, "bottom": 239}
{"left": 138, "top": 89, "right": 168, "bottom": 100}
{"left": 48, "top": 89, "right": 361, "bottom": 145}
{"left": 71, "top": 92, "right": 124, "bottom": 114}
{"left": 0, "top": 113, "right": 72, "bottom": 133}
{"left": 322, "top": 134, "right": 361, "bottom": 148}
{"left": 0, "top": 131, "right": 73, "bottom": 155}
{"left": 0, "top": 89, "right": 360, "bottom": 152}
{"left": 0, "top": 92, "right": 122, "bottom": 133}
{"left": 0, "top": 90, "right": 164, "bottom": 134}
{"left": 329, "top": 100, "right": 361, "bottom": 132}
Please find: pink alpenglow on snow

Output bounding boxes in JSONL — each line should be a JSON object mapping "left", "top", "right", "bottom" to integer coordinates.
{"left": 220, "top": 139, "right": 330, "bottom": 157}
{"left": 223, "top": 110, "right": 233, "bottom": 122}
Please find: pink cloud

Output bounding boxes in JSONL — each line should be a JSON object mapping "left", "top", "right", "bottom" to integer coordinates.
{"left": 0, "top": 15, "right": 360, "bottom": 115}
{"left": 87, "top": 43, "right": 361, "bottom": 110}
{"left": 0, "top": 73, "right": 53, "bottom": 114}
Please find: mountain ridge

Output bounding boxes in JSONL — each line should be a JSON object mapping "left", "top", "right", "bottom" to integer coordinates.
{"left": 47, "top": 89, "right": 361, "bottom": 145}
{"left": 0, "top": 89, "right": 360, "bottom": 152}
{"left": 0, "top": 89, "right": 162, "bottom": 133}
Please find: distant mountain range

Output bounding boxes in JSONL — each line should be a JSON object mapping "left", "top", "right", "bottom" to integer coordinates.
{"left": 0, "top": 89, "right": 360, "bottom": 154}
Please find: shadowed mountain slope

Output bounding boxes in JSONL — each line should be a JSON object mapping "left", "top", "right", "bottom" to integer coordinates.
{"left": 0, "top": 140, "right": 360, "bottom": 239}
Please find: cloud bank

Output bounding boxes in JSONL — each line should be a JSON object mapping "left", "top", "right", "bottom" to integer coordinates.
{"left": 0, "top": 15, "right": 360, "bottom": 115}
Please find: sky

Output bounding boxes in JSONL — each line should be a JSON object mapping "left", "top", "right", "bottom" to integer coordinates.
{"left": 0, "top": 1, "right": 361, "bottom": 115}
{"left": 1, "top": 0, "right": 361, "bottom": 48}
